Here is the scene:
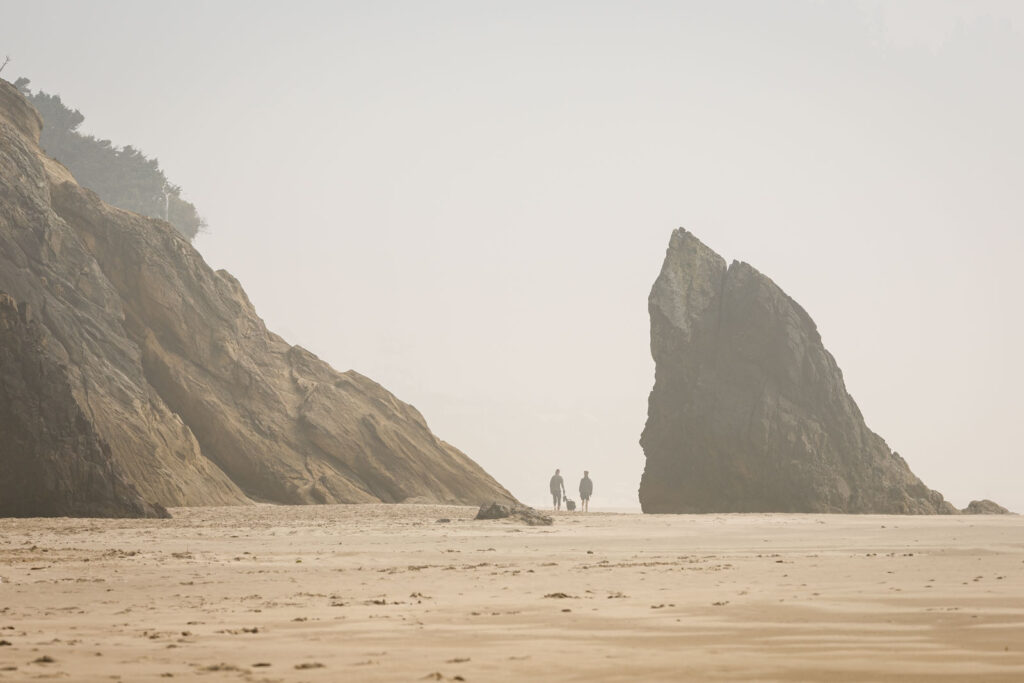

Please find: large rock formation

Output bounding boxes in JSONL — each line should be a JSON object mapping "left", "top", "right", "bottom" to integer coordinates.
{"left": 0, "top": 293, "right": 167, "bottom": 518}
{"left": 0, "top": 79, "right": 513, "bottom": 515}
{"left": 640, "top": 228, "right": 955, "bottom": 514}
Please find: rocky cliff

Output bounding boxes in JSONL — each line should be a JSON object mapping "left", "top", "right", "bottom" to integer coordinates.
{"left": 640, "top": 229, "right": 955, "bottom": 514}
{"left": 0, "top": 293, "right": 167, "bottom": 517}
{"left": 0, "top": 79, "right": 513, "bottom": 514}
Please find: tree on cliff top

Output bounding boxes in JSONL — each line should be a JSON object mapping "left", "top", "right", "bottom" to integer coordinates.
{"left": 14, "top": 78, "right": 205, "bottom": 241}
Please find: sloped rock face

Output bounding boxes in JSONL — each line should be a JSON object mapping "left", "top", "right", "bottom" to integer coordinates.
{"left": 1, "top": 81, "right": 248, "bottom": 508}
{"left": 640, "top": 229, "right": 954, "bottom": 514}
{"left": 0, "top": 79, "right": 513, "bottom": 512}
{"left": 0, "top": 293, "right": 167, "bottom": 518}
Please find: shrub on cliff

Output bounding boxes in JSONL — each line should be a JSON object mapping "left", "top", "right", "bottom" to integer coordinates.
{"left": 14, "top": 77, "right": 205, "bottom": 240}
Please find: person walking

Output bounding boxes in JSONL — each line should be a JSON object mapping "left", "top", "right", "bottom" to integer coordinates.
{"left": 579, "top": 471, "right": 593, "bottom": 512}
{"left": 549, "top": 469, "right": 566, "bottom": 510}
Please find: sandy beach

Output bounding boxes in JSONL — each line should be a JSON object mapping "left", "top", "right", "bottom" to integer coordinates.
{"left": 1, "top": 505, "right": 1022, "bottom": 682}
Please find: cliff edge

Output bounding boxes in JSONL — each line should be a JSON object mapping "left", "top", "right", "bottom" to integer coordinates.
{"left": 0, "top": 79, "right": 513, "bottom": 514}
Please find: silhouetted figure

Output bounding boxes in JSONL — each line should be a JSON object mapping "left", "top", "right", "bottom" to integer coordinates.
{"left": 579, "top": 471, "right": 593, "bottom": 512}
{"left": 549, "top": 469, "right": 566, "bottom": 510}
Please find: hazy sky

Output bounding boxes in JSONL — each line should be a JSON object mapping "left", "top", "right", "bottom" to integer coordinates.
{"left": 2, "top": 1, "right": 1022, "bottom": 510}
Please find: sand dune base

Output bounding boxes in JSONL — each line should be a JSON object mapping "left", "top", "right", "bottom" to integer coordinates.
{"left": 2, "top": 505, "right": 1023, "bottom": 681}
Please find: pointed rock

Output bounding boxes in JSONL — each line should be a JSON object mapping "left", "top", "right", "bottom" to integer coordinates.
{"left": 640, "top": 229, "right": 955, "bottom": 514}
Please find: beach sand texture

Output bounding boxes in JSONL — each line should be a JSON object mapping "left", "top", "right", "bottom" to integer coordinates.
{"left": 1, "top": 505, "right": 1022, "bottom": 682}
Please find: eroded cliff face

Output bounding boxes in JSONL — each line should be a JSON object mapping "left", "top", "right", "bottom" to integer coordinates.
{"left": 0, "top": 80, "right": 513, "bottom": 513}
{"left": 0, "top": 293, "right": 168, "bottom": 518}
{"left": 640, "top": 229, "right": 954, "bottom": 514}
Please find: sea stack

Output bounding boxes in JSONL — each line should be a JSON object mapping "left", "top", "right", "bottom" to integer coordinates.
{"left": 0, "top": 79, "right": 513, "bottom": 515}
{"left": 639, "top": 228, "right": 954, "bottom": 514}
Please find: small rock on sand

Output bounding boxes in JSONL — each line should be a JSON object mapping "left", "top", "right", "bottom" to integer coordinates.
{"left": 474, "top": 503, "right": 553, "bottom": 526}
{"left": 962, "top": 499, "right": 1013, "bottom": 514}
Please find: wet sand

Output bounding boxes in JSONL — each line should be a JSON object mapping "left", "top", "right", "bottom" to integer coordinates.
{"left": 1, "top": 505, "right": 1022, "bottom": 682}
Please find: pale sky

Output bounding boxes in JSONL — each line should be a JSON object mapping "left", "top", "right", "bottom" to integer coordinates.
{"left": 2, "top": 1, "right": 1022, "bottom": 511}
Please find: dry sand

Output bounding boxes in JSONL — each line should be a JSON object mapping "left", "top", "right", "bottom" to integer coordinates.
{"left": 1, "top": 505, "right": 1022, "bottom": 682}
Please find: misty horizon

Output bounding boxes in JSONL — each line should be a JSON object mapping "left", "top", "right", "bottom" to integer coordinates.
{"left": 2, "top": 0, "right": 1022, "bottom": 511}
